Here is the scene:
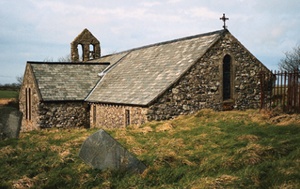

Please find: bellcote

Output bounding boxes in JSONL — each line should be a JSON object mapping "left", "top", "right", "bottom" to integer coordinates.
{"left": 71, "top": 28, "right": 101, "bottom": 62}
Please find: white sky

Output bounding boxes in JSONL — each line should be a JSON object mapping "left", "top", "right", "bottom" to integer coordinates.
{"left": 0, "top": 0, "right": 299, "bottom": 84}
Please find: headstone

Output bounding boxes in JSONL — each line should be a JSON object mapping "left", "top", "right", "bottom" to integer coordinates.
{"left": 0, "top": 107, "right": 22, "bottom": 140}
{"left": 79, "top": 129, "right": 146, "bottom": 174}
{"left": 6, "top": 110, "right": 22, "bottom": 138}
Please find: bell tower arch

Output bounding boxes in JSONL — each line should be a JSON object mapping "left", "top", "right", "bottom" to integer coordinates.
{"left": 71, "top": 28, "right": 100, "bottom": 62}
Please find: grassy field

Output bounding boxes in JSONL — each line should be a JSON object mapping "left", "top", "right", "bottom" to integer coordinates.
{"left": 0, "top": 109, "right": 299, "bottom": 188}
{"left": 0, "top": 90, "right": 18, "bottom": 99}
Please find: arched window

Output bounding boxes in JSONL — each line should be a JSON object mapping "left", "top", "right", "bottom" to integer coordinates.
{"left": 223, "top": 55, "right": 231, "bottom": 100}
{"left": 77, "top": 44, "right": 83, "bottom": 61}
{"left": 89, "top": 44, "right": 95, "bottom": 60}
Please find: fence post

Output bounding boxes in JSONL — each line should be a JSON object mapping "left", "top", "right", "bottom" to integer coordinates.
{"left": 283, "top": 71, "right": 287, "bottom": 111}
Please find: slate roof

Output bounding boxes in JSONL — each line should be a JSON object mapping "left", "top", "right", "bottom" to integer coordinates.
{"left": 86, "top": 30, "right": 225, "bottom": 105}
{"left": 30, "top": 62, "right": 109, "bottom": 101}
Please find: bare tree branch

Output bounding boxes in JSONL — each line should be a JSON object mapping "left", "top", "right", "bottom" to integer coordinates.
{"left": 278, "top": 44, "right": 300, "bottom": 72}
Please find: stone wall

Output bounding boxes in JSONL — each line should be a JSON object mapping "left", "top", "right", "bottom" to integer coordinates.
{"left": 147, "top": 32, "right": 269, "bottom": 121}
{"left": 90, "top": 104, "right": 148, "bottom": 128}
{"left": 19, "top": 64, "right": 41, "bottom": 132}
{"left": 38, "top": 102, "right": 89, "bottom": 128}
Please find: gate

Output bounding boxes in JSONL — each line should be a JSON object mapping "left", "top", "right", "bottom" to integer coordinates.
{"left": 259, "top": 70, "right": 300, "bottom": 113}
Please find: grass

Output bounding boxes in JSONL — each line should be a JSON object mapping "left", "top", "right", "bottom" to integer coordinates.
{"left": 0, "top": 109, "right": 299, "bottom": 188}
{"left": 0, "top": 90, "right": 18, "bottom": 99}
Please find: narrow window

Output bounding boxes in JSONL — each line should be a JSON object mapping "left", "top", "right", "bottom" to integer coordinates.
{"left": 77, "top": 44, "right": 83, "bottom": 61}
{"left": 25, "top": 88, "right": 32, "bottom": 120}
{"left": 125, "top": 109, "right": 130, "bottom": 126}
{"left": 25, "top": 88, "right": 28, "bottom": 120}
{"left": 223, "top": 55, "right": 231, "bottom": 100}
{"left": 89, "top": 44, "right": 95, "bottom": 59}
{"left": 28, "top": 88, "right": 31, "bottom": 120}
{"left": 93, "top": 105, "right": 96, "bottom": 125}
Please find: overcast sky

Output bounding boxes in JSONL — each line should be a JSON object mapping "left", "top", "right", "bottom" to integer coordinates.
{"left": 0, "top": 0, "right": 299, "bottom": 84}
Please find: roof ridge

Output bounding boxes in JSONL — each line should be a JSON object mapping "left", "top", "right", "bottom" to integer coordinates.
{"left": 132, "top": 29, "right": 225, "bottom": 50}
{"left": 95, "top": 29, "right": 226, "bottom": 59}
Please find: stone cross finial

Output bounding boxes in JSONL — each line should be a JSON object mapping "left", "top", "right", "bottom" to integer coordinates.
{"left": 220, "top": 13, "right": 229, "bottom": 29}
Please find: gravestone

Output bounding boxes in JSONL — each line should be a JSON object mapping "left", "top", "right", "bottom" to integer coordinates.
{"left": 0, "top": 107, "right": 22, "bottom": 140}
{"left": 79, "top": 129, "right": 146, "bottom": 174}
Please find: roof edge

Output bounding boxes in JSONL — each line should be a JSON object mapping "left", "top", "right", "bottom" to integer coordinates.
{"left": 27, "top": 61, "right": 110, "bottom": 65}
{"left": 41, "top": 100, "right": 85, "bottom": 103}
{"left": 85, "top": 100, "right": 149, "bottom": 107}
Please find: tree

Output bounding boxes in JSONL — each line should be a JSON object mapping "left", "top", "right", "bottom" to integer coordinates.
{"left": 44, "top": 54, "right": 71, "bottom": 62}
{"left": 278, "top": 45, "right": 300, "bottom": 72}
{"left": 57, "top": 54, "right": 71, "bottom": 62}
{"left": 16, "top": 76, "right": 23, "bottom": 87}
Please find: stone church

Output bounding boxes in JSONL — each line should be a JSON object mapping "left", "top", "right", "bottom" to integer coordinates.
{"left": 19, "top": 28, "right": 270, "bottom": 131}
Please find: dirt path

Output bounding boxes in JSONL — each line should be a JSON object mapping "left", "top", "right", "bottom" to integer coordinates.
{"left": 0, "top": 98, "right": 16, "bottom": 106}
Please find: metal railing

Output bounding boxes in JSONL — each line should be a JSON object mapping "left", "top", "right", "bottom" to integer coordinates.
{"left": 259, "top": 70, "right": 300, "bottom": 113}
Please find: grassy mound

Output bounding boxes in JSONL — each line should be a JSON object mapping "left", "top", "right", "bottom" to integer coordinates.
{"left": 0, "top": 109, "right": 299, "bottom": 188}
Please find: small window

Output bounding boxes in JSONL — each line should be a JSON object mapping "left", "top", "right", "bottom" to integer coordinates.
{"left": 77, "top": 44, "right": 83, "bottom": 61}
{"left": 89, "top": 44, "right": 95, "bottom": 59}
{"left": 125, "top": 109, "right": 130, "bottom": 126}
{"left": 92, "top": 105, "right": 96, "bottom": 125}
{"left": 25, "top": 88, "right": 32, "bottom": 120}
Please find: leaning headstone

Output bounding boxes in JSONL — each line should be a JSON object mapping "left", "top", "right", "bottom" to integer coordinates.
{"left": 79, "top": 129, "right": 146, "bottom": 174}
{"left": 0, "top": 107, "right": 22, "bottom": 140}
{"left": 5, "top": 109, "right": 22, "bottom": 138}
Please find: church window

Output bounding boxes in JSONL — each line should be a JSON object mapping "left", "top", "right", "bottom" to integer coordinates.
{"left": 92, "top": 105, "right": 96, "bottom": 125}
{"left": 223, "top": 55, "right": 231, "bottom": 100}
{"left": 125, "top": 109, "right": 130, "bottom": 126}
{"left": 25, "top": 88, "right": 32, "bottom": 120}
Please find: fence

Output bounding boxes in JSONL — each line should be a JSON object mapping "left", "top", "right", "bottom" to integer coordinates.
{"left": 259, "top": 70, "right": 300, "bottom": 113}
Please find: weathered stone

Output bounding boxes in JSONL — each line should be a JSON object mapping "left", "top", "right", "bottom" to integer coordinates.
{"left": 182, "top": 105, "right": 190, "bottom": 110}
{"left": 210, "top": 86, "right": 218, "bottom": 92}
{"left": 0, "top": 107, "right": 22, "bottom": 139}
{"left": 90, "top": 105, "right": 147, "bottom": 128}
{"left": 37, "top": 102, "right": 89, "bottom": 129}
{"left": 240, "top": 84, "right": 245, "bottom": 90}
{"left": 79, "top": 129, "right": 146, "bottom": 174}
{"left": 6, "top": 110, "right": 22, "bottom": 138}
{"left": 172, "top": 88, "right": 179, "bottom": 94}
